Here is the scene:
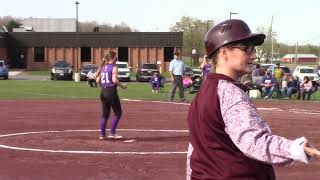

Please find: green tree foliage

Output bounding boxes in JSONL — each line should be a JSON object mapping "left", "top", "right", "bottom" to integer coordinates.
{"left": 79, "top": 21, "right": 136, "bottom": 32}
{"left": 0, "top": 16, "right": 22, "bottom": 32}
{"left": 169, "top": 16, "right": 210, "bottom": 62}
{"left": 6, "top": 20, "right": 22, "bottom": 32}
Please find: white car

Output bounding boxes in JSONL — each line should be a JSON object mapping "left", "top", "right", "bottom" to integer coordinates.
{"left": 116, "top": 61, "right": 131, "bottom": 82}
{"left": 292, "top": 66, "right": 319, "bottom": 83}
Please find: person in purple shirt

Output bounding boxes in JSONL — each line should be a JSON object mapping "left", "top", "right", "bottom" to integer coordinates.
{"left": 186, "top": 19, "right": 320, "bottom": 180}
{"left": 150, "top": 72, "right": 161, "bottom": 93}
{"left": 200, "top": 55, "right": 212, "bottom": 80}
{"left": 95, "top": 51, "right": 127, "bottom": 140}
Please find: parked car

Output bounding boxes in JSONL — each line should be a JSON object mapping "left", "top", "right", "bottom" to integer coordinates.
{"left": 80, "top": 63, "right": 98, "bottom": 81}
{"left": 292, "top": 66, "right": 320, "bottom": 83}
{"left": 136, "top": 63, "right": 159, "bottom": 82}
{"left": 192, "top": 68, "right": 202, "bottom": 79}
{"left": 184, "top": 66, "right": 195, "bottom": 79}
{"left": 267, "top": 64, "right": 291, "bottom": 76}
{"left": 50, "top": 60, "right": 73, "bottom": 80}
{"left": 116, "top": 61, "right": 131, "bottom": 82}
{"left": 259, "top": 63, "right": 275, "bottom": 75}
{"left": 0, "top": 60, "right": 9, "bottom": 80}
{"left": 315, "top": 65, "right": 320, "bottom": 75}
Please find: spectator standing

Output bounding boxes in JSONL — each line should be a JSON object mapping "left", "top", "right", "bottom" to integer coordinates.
{"left": 200, "top": 55, "right": 212, "bottom": 80}
{"left": 168, "top": 51, "right": 187, "bottom": 102}
{"left": 274, "top": 63, "right": 285, "bottom": 95}
{"left": 87, "top": 69, "right": 97, "bottom": 88}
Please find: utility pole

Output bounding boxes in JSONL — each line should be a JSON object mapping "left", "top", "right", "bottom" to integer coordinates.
{"left": 229, "top": 12, "right": 238, "bottom": 19}
{"left": 294, "top": 42, "right": 298, "bottom": 64}
{"left": 75, "top": 1, "right": 79, "bottom": 32}
{"left": 269, "top": 16, "right": 274, "bottom": 64}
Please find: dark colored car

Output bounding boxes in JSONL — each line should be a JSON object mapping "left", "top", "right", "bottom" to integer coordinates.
{"left": 50, "top": 60, "right": 73, "bottom": 80}
{"left": 192, "top": 68, "right": 202, "bottom": 79}
{"left": 184, "top": 66, "right": 195, "bottom": 79}
{"left": 136, "top": 63, "right": 159, "bottom": 82}
{"left": 0, "top": 60, "right": 9, "bottom": 80}
{"left": 80, "top": 64, "right": 98, "bottom": 81}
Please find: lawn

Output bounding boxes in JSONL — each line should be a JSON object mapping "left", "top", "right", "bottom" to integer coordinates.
{"left": 0, "top": 80, "right": 319, "bottom": 101}
{"left": 0, "top": 80, "right": 196, "bottom": 101}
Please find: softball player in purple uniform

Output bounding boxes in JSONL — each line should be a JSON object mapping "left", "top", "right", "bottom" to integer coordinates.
{"left": 96, "top": 51, "right": 127, "bottom": 140}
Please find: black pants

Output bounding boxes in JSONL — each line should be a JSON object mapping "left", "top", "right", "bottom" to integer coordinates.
{"left": 168, "top": 75, "right": 185, "bottom": 101}
{"left": 100, "top": 88, "right": 122, "bottom": 119}
{"left": 88, "top": 79, "right": 97, "bottom": 88}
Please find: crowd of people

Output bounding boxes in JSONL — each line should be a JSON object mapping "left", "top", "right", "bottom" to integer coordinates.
{"left": 241, "top": 62, "right": 318, "bottom": 100}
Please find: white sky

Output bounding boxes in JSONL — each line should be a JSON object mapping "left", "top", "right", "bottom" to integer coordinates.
{"left": 1, "top": 0, "right": 320, "bottom": 45}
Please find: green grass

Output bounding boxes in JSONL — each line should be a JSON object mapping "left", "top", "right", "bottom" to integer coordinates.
{"left": 0, "top": 80, "right": 196, "bottom": 101}
{"left": 21, "top": 70, "right": 51, "bottom": 76}
{"left": 0, "top": 80, "right": 319, "bottom": 101}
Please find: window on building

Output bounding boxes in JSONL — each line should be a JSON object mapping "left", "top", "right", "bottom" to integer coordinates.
{"left": 164, "top": 47, "right": 174, "bottom": 62}
{"left": 118, "top": 47, "right": 128, "bottom": 62}
{"left": 34, "top": 47, "right": 45, "bottom": 62}
{"left": 81, "top": 47, "right": 91, "bottom": 62}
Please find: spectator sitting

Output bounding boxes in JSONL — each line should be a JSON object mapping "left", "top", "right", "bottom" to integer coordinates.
{"left": 281, "top": 75, "right": 299, "bottom": 99}
{"left": 260, "top": 71, "right": 276, "bottom": 99}
{"left": 183, "top": 75, "right": 193, "bottom": 94}
{"left": 240, "top": 73, "right": 253, "bottom": 88}
{"left": 252, "top": 64, "right": 262, "bottom": 85}
{"left": 87, "top": 69, "right": 97, "bottom": 88}
{"left": 299, "top": 76, "right": 313, "bottom": 100}
{"left": 151, "top": 72, "right": 161, "bottom": 93}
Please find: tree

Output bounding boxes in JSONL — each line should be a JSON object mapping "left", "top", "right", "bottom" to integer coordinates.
{"left": 169, "top": 16, "right": 209, "bottom": 66}
{"left": 0, "top": 16, "right": 22, "bottom": 32}
{"left": 256, "top": 26, "right": 279, "bottom": 63}
{"left": 6, "top": 20, "right": 22, "bottom": 32}
{"left": 79, "top": 21, "right": 135, "bottom": 32}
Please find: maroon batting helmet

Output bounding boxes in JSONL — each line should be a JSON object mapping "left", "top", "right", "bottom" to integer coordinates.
{"left": 204, "top": 19, "right": 266, "bottom": 58}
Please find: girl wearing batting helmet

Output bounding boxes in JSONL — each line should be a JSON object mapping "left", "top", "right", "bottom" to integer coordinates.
{"left": 186, "top": 19, "right": 320, "bottom": 180}
{"left": 96, "top": 51, "right": 127, "bottom": 140}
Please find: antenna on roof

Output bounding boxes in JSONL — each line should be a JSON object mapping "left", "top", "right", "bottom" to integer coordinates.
{"left": 2, "top": 26, "right": 8, "bottom": 32}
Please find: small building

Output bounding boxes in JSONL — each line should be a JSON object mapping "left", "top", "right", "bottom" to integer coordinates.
{"left": 0, "top": 32, "right": 183, "bottom": 72}
{"left": 281, "top": 54, "right": 318, "bottom": 63}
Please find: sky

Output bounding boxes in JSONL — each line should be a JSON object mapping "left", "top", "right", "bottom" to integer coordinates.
{"left": 1, "top": 0, "right": 320, "bottom": 45}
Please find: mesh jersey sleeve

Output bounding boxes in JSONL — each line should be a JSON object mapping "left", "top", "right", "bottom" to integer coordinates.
{"left": 218, "top": 80, "right": 294, "bottom": 165}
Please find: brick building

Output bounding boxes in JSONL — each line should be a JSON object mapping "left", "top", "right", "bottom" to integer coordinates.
{"left": 0, "top": 32, "right": 182, "bottom": 72}
{"left": 281, "top": 54, "right": 318, "bottom": 63}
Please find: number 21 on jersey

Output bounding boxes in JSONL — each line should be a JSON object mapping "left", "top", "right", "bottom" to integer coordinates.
{"left": 101, "top": 73, "right": 110, "bottom": 84}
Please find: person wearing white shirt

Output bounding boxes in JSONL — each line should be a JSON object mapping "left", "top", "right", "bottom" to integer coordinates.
{"left": 168, "top": 51, "right": 187, "bottom": 102}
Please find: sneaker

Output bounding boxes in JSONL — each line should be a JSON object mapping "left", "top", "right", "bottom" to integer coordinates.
{"left": 264, "top": 96, "right": 269, "bottom": 99}
{"left": 99, "top": 136, "right": 107, "bottom": 140}
{"left": 181, "top": 99, "right": 189, "bottom": 103}
{"left": 152, "top": 90, "right": 155, "bottom": 93}
{"left": 108, "top": 134, "right": 123, "bottom": 139}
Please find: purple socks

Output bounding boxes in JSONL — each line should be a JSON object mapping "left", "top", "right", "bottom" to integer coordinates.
{"left": 111, "top": 116, "right": 120, "bottom": 134}
{"left": 100, "top": 117, "right": 107, "bottom": 137}
{"left": 100, "top": 116, "right": 120, "bottom": 136}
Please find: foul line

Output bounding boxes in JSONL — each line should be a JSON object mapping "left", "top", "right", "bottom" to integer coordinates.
{"left": 0, "top": 129, "right": 188, "bottom": 155}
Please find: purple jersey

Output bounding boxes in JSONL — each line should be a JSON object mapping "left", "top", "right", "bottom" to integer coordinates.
{"left": 100, "top": 64, "right": 116, "bottom": 88}
{"left": 202, "top": 63, "right": 212, "bottom": 76}
{"left": 151, "top": 75, "right": 161, "bottom": 84}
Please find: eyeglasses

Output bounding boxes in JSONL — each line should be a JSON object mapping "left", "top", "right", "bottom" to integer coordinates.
{"left": 228, "top": 44, "right": 256, "bottom": 55}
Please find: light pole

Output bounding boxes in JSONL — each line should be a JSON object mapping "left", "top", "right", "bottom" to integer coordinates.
{"left": 229, "top": 12, "right": 238, "bottom": 19}
{"left": 75, "top": 1, "right": 79, "bottom": 32}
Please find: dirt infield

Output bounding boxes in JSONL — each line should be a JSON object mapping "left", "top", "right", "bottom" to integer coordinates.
{"left": 0, "top": 99, "right": 319, "bottom": 180}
